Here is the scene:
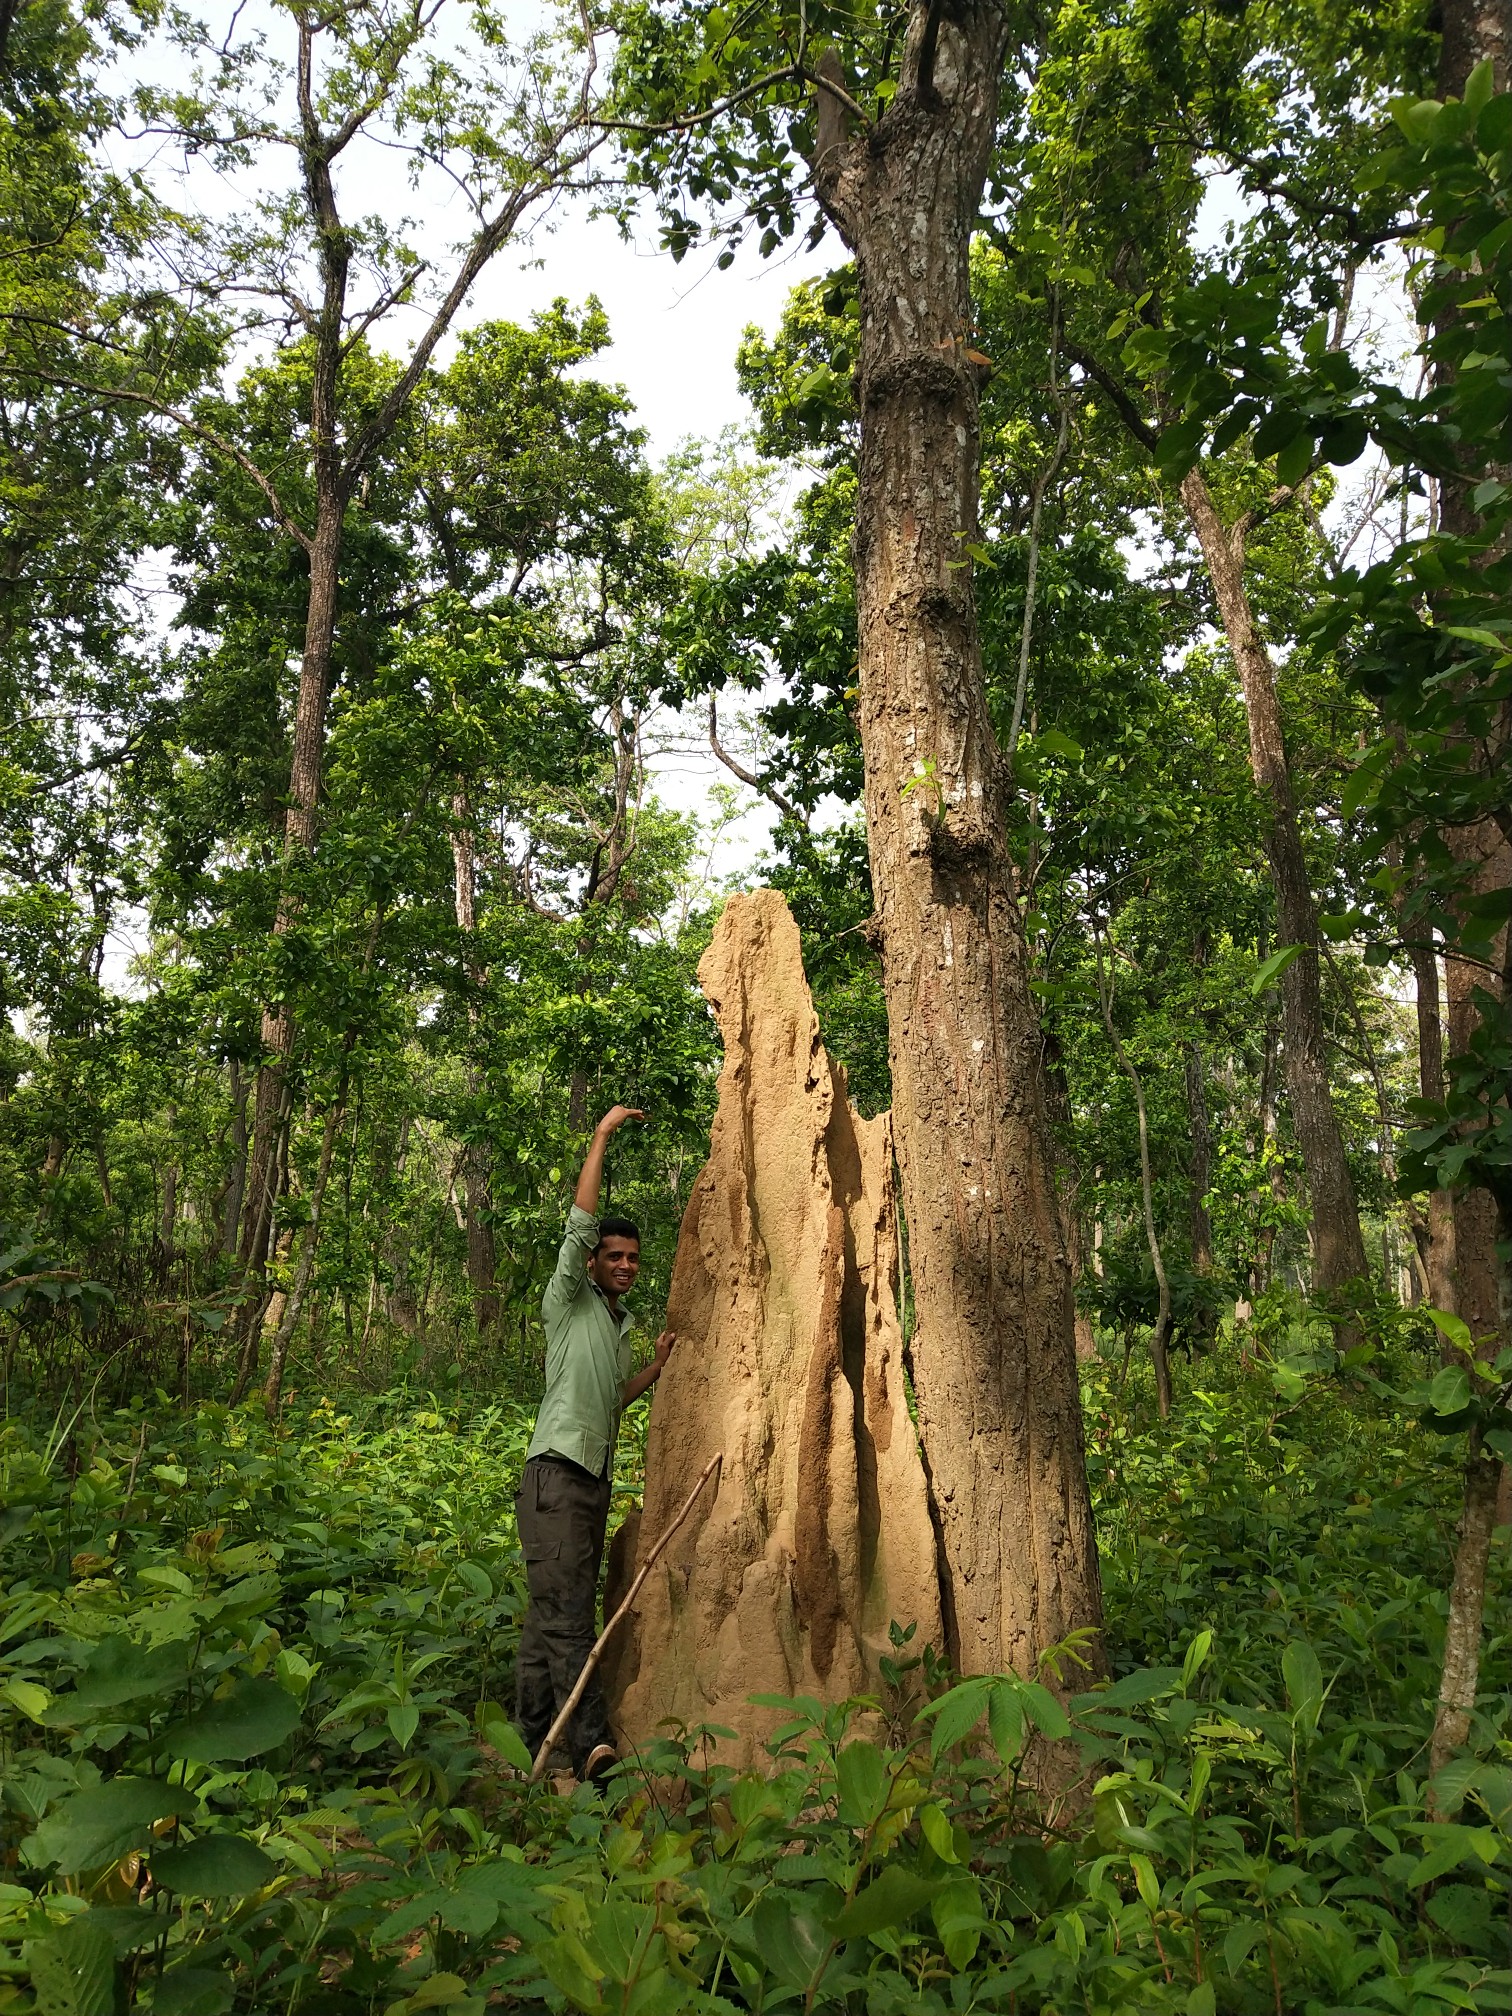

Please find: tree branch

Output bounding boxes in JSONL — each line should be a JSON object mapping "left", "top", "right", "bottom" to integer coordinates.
{"left": 708, "top": 694, "right": 808, "bottom": 828}
{"left": 0, "top": 367, "right": 312, "bottom": 552}
{"left": 1064, "top": 342, "right": 1161, "bottom": 454}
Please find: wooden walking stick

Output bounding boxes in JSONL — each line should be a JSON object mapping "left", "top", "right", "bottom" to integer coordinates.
{"left": 530, "top": 1450, "right": 723, "bottom": 1783}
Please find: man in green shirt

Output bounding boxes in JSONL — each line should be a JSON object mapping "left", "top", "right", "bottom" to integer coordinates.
{"left": 515, "top": 1104, "right": 673, "bottom": 1785}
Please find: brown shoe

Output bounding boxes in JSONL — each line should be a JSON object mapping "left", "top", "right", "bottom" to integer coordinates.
{"left": 581, "top": 1743, "right": 618, "bottom": 1788}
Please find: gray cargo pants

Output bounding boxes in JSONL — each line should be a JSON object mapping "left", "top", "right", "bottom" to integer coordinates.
{"left": 514, "top": 1454, "right": 613, "bottom": 1773}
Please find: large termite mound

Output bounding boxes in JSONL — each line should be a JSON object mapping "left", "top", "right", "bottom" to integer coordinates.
{"left": 604, "top": 889, "right": 942, "bottom": 1762}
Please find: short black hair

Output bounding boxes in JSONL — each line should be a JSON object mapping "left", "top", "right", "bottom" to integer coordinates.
{"left": 595, "top": 1215, "right": 640, "bottom": 1250}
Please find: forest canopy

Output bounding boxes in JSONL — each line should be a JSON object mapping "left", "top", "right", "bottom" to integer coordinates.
{"left": 1, "top": 2, "right": 1510, "bottom": 2013}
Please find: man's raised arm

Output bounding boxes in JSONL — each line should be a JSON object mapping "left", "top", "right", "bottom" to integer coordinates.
{"left": 575, "top": 1104, "right": 645, "bottom": 1213}
{"left": 543, "top": 1105, "right": 646, "bottom": 1313}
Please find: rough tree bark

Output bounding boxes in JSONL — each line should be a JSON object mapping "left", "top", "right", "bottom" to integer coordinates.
{"left": 810, "top": 7, "right": 1102, "bottom": 1678}
{"left": 1410, "top": 942, "right": 1459, "bottom": 1310}
{"left": 1179, "top": 469, "right": 1368, "bottom": 1301}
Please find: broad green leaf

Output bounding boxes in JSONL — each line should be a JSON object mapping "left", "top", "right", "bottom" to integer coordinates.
{"left": 159, "top": 1678, "right": 301, "bottom": 1763}
{"left": 917, "top": 1677, "right": 991, "bottom": 1759}
{"left": 1037, "top": 727, "right": 1084, "bottom": 761}
{"left": 44, "top": 1638, "right": 190, "bottom": 1724}
{"left": 1022, "top": 1682, "right": 1071, "bottom": 1741}
{"left": 1282, "top": 1640, "right": 1324, "bottom": 1728}
{"left": 2, "top": 1678, "right": 51, "bottom": 1722}
{"left": 1463, "top": 58, "right": 1496, "bottom": 120}
{"left": 387, "top": 1701, "right": 420, "bottom": 1751}
{"left": 151, "top": 1832, "right": 276, "bottom": 1898}
{"left": 931, "top": 1875, "right": 985, "bottom": 1969}
{"left": 151, "top": 1968, "right": 234, "bottom": 2016}
{"left": 23, "top": 1918, "right": 115, "bottom": 2016}
{"left": 988, "top": 1682, "right": 1025, "bottom": 1767}
{"left": 25, "top": 1778, "right": 195, "bottom": 1876}
{"left": 1426, "top": 1307, "right": 1474, "bottom": 1356}
{"left": 835, "top": 1739, "right": 888, "bottom": 1826}
{"left": 478, "top": 1702, "right": 533, "bottom": 1774}
{"left": 1274, "top": 430, "right": 1313, "bottom": 489}
{"left": 1341, "top": 744, "right": 1391, "bottom": 818}
{"left": 1428, "top": 1366, "right": 1472, "bottom": 1417}
{"left": 1130, "top": 1852, "right": 1160, "bottom": 1910}
{"left": 919, "top": 1803, "right": 958, "bottom": 1864}
{"left": 829, "top": 1862, "right": 942, "bottom": 1940}
{"left": 1252, "top": 943, "right": 1303, "bottom": 996}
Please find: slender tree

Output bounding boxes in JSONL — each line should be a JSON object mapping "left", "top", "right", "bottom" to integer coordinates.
{"left": 20, "top": 1, "right": 612, "bottom": 1383}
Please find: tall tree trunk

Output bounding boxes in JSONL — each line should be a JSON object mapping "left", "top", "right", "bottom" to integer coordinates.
{"left": 1423, "top": 0, "right": 1512, "bottom": 1803}
{"left": 1180, "top": 469, "right": 1368, "bottom": 1301}
{"left": 1434, "top": 2, "right": 1511, "bottom": 1357}
{"left": 1429, "top": 1428, "right": 1507, "bottom": 1803}
{"left": 451, "top": 791, "right": 499, "bottom": 1330}
{"left": 1096, "top": 937, "right": 1174, "bottom": 1417}
{"left": 239, "top": 493, "right": 345, "bottom": 1265}
{"left": 812, "top": 6, "right": 1103, "bottom": 1678}
{"left": 1411, "top": 941, "right": 1459, "bottom": 1311}
{"left": 265, "top": 1085, "right": 349, "bottom": 1410}
{"left": 1185, "top": 1037, "right": 1215, "bottom": 1278}
{"left": 219, "top": 1057, "right": 250, "bottom": 1260}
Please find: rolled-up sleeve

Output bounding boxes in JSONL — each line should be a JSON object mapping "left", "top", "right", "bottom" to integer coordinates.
{"left": 542, "top": 1205, "right": 598, "bottom": 1319}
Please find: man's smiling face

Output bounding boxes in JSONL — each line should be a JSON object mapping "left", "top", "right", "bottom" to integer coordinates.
{"left": 589, "top": 1234, "right": 640, "bottom": 1302}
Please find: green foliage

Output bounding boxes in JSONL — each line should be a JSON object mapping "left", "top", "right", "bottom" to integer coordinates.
{"left": 3, "top": 1363, "right": 1509, "bottom": 2013}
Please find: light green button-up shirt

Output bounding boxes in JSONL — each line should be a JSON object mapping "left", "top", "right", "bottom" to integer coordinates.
{"left": 526, "top": 1205, "right": 633, "bottom": 1478}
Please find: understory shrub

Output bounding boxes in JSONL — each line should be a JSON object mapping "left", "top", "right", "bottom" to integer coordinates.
{"left": 2, "top": 1362, "right": 1508, "bottom": 2013}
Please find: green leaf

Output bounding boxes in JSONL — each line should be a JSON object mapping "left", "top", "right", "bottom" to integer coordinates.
{"left": 23, "top": 1918, "right": 115, "bottom": 2016}
{"left": 917, "top": 1677, "right": 991, "bottom": 1759}
{"left": 478, "top": 1702, "right": 533, "bottom": 1774}
{"left": 987, "top": 1682, "right": 1025, "bottom": 1767}
{"left": 1426, "top": 1307, "right": 1474, "bottom": 1356}
{"left": 835, "top": 1739, "right": 889, "bottom": 1826}
{"left": 1341, "top": 745, "right": 1391, "bottom": 818}
{"left": 150, "top": 1833, "right": 277, "bottom": 1898}
{"left": 1476, "top": 94, "right": 1512, "bottom": 152}
{"left": 1036, "top": 727, "right": 1084, "bottom": 762}
{"left": 1463, "top": 58, "right": 1496, "bottom": 120}
{"left": 1274, "top": 431, "right": 1313, "bottom": 489}
{"left": 1429, "top": 1366, "right": 1472, "bottom": 1417}
{"left": 1130, "top": 1852, "right": 1160, "bottom": 1910}
{"left": 1443, "top": 625, "right": 1511, "bottom": 652}
{"left": 931, "top": 1875, "right": 985, "bottom": 1969}
{"left": 1252, "top": 943, "right": 1303, "bottom": 995}
{"left": 159, "top": 1678, "right": 301, "bottom": 1763}
{"left": 25, "top": 1778, "right": 195, "bottom": 1876}
{"left": 44, "top": 1638, "right": 190, "bottom": 1724}
{"left": 829, "top": 1862, "right": 942, "bottom": 1940}
{"left": 387, "top": 1701, "right": 420, "bottom": 1750}
{"left": 151, "top": 1968, "right": 234, "bottom": 2016}
{"left": 1022, "top": 1682, "right": 1072, "bottom": 1741}
{"left": 1282, "top": 1640, "right": 1324, "bottom": 1729}
{"left": 919, "top": 1803, "right": 958, "bottom": 1864}
{"left": 1182, "top": 1629, "right": 1213, "bottom": 1690}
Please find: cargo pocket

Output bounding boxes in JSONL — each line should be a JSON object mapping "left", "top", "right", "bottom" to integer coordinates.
{"left": 522, "top": 1536, "right": 561, "bottom": 1562}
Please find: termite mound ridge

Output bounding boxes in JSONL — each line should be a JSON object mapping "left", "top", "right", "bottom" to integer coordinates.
{"left": 603, "top": 888, "right": 942, "bottom": 1764}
